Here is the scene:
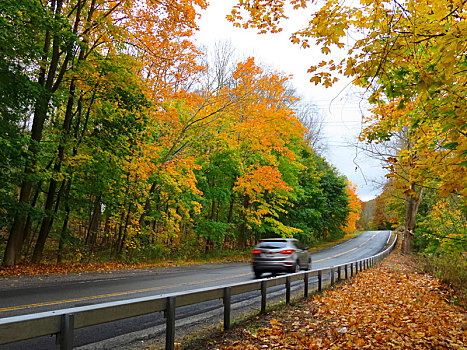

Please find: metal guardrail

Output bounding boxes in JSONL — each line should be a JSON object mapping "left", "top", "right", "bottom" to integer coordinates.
{"left": 0, "top": 233, "right": 397, "bottom": 350}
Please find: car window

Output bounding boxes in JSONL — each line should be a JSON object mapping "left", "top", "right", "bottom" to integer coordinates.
{"left": 257, "top": 241, "right": 287, "bottom": 249}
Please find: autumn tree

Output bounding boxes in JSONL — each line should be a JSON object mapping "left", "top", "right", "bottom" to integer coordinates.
{"left": 342, "top": 181, "right": 361, "bottom": 234}
{"left": 372, "top": 179, "right": 404, "bottom": 230}
{"left": 229, "top": 0, "right": 467, "bottom": 252}
{"left": 1, "top": 0, "right": 207, "bottom": 266}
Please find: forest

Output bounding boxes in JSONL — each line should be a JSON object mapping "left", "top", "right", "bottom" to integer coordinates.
{"left": 1, "top": 0, "right": 466, "bottom": 274}
{"left": 0, "top": 0, "right": 362, "bottom": 267}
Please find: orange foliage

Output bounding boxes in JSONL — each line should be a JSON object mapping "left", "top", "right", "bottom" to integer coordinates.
{"left": 342, "top": 181, "right": 361, "bottom": 234}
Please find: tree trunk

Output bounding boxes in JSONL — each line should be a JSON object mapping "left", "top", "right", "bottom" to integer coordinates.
{"left": 227, "top": 196, "right": 234, "bottom": 224}
{"left": 2, "top": 1, "right": 64, "bottom": 267}
{"left": 32, "top": 77, "right": 76, "bottom": 264}
{"left": 402, "top": 185, "right": 423, "bottom": 253}
{"left": 85, "top": 195, "right": 102, "bottom": 250}
{"left": 118, "top": 204, "right": 132, "bottom": 255}
{"left": 102, "top": 212, "right": 110, "bottom": 246}
{"left": 238, "top": 195, "right": 250, "bottom": 248}
{"left": 56, "top": 180, "right": 72, "bottom": 264}
{"left": 3, "top": 94, "right": 49, "bottom": 267}
{"left": 210, "top": 199, "right": 216, "bottom": 220}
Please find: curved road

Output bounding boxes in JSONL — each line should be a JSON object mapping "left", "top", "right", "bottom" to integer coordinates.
{"left": 0, "top": 230, "right": 391, "bottom": 348}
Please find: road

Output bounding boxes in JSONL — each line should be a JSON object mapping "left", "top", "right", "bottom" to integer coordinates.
{"left": 0, "top": 230, "right": 391, "bottom": 349}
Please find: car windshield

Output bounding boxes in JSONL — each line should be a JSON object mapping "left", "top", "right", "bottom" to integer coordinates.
{"left": 257, "top": 241, "right": 287, "bottom": 249}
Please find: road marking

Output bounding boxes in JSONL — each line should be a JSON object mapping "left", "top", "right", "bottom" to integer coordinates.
{"left": 0, "top": 272, "right": 250, "bottom": 313}
{"left": 313, "top": 232, "right": 380, "bottom": 263}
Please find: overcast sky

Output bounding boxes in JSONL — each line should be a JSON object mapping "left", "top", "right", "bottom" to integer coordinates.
{"left": 193, "top": 1, "right": 387, "bottom": 202}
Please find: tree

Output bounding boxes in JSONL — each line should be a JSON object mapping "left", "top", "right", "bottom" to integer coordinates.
{"left": 342, "top": 181, "right": 362, "bottom": 234}
{"left": 293, "top": 100, "right": 327, "bottom": 154}
{"left": 1, "top": 0, "right": 207, "bottom": 266}
{"left": 372, "top": 179, "right": 404, "bottom": 230}
{"left": 229, "top": 0, "right": 467, "bottom": 251}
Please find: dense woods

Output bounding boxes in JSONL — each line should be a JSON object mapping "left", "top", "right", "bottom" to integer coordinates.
{"left": 0, "top": 0, "right": 361, "bottom": 267}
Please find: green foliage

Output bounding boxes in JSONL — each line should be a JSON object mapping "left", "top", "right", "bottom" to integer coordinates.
{"left": 284, "top": 149, "right": 350, "bottom": 243}
{"left": 414, "top": 197, "right": 467, "bottom": 255}
{"left": 195, "top": 220, "right": 233, "bottom": 247}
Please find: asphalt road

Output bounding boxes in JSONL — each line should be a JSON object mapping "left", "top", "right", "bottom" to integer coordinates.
{"left": 0, "top": 230, "right": 391, "bottom": 349}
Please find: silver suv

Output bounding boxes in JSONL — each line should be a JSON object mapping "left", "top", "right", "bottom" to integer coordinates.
{"left": 251, "top": 238, "right": 311, "bottom": 278}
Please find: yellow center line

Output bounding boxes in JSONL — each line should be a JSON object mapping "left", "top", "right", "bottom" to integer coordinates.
{"left": 0, "top": 272, "right": 250, "bottom": 313}
{"left": 313, "top": 232, "right": 379, "bottom": 263}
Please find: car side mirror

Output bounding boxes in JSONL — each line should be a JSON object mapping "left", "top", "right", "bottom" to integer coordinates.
{"left": 303, "top": 246, "right": 309, "bottom": 250}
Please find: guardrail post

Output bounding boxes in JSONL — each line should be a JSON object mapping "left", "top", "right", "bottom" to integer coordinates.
{"left": 337, "top": 266, "right": 341, "bottom": 281}
{"left": 286, "top": 276, "right": 291, "bottom": 304}
{"left": 351, "top": 263, "right": 354, "bottom": 277}
{"left": 360, "top": 261, "right": 363, "bottom": 272}
{"left": 318, "top": 270, "right": 322, "bottom": 292}
{"left": 330, "top": 268, "right": 335, "bottom": 286}
{"left": 59, "top": 313, "right": 74, "bottom": 350}
{"left": 223, "top": 287, "right": 231, "bottom": 331}
{"left": 261, "top": 280, "right": 267, "bottom": 314}
{"left": 345, "top": 264, "right": 348, "bottom": 279}
{"left": 165, "top": 296, "right": 176, "bottom": 350}
{"left": 304, "top": 272, "right": 309, "bottom": 298}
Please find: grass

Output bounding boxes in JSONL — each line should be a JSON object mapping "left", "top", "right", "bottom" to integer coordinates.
{"left": 416, "top": 252, "right": 467, "bottom": 308}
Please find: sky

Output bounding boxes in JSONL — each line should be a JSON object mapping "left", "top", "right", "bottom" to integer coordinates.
{"left": 193, "top": 1, "right": 387, "bottom": 202}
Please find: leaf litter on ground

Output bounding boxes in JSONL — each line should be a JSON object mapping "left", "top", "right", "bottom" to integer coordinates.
{"left": 186, "top": 249, "right": 466, "bottom": 350}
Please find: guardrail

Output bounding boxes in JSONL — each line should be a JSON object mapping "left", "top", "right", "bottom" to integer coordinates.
{"left": 0, "top": 234, "right": 397, "bottom": 350}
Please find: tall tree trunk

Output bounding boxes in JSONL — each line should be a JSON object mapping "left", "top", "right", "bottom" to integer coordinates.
{"left": 85, "top": 195, "right": 102, "bottom": 250}
{"left": 56, "top": 180, "right": 72, "bottom": 264}
{"left": 102, "top": 212, "right": 110, "bottom": 246}
{"left": 114, "top": 210, "right": 126, "bottom": 256}
{"left": 227, "top": 196, "right": 235, "bottom": 224}
{"left": 32, "top": 78, "right": 76, "bottom": 263}
{"left": 238, "top": 195, "right": 250, "bottom": 248}
{"left": 2, "top": 0, "right": 65, "bottom": 267}
{"left": 402, "top": 185, "right": 423, "bottom": 253}
{"left": 3, "top": 97, "right": 51, "bottom": 266}
{"left": 118, "top": 204, "right": 132, "bottom": 256}
{"left": 210, "top": 199, "right": 216, "bottom": 220}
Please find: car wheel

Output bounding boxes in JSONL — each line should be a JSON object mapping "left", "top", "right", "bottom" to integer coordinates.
{"left": 291, "top": 261, "right": 300, "bottom": 273}
{"left": 254, "top": 271, "right": 262, "bottom": 279}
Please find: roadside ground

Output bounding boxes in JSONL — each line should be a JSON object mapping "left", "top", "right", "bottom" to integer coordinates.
{"left": 180, "top": 248, "right": 466, "bottom": 350}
